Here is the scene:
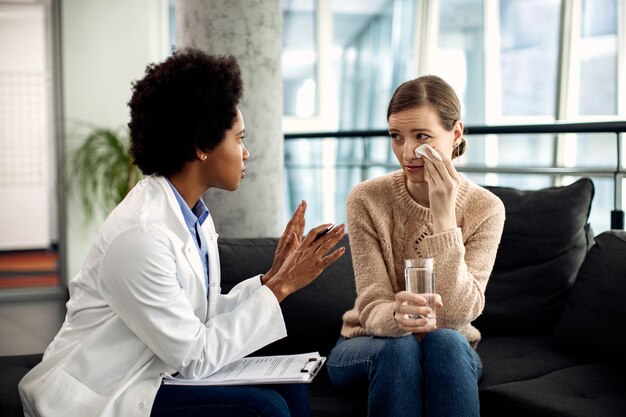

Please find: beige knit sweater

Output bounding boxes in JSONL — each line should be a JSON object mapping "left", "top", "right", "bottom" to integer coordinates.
{"left": 340, "top": 170, "right": 505, "bottom": 344}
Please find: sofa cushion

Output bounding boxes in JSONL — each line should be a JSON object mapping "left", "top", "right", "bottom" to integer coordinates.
{"left": 0, "top": 354, "right": 42, "bottom": 417}
{"left": 219, "top": 235, "right": 356, "bottom": 356}
{"left": 308, "top": 368, "right": 367, "bottom": 417}
{"left": 553, "top": 230, "right": 626, "bottom": 367}
{"left": 474, "top": 178, "right": 594, "bottom": 336}
{"left": 479, "top": 363, "right": 626, "bottom": 417}
{"left": 477, "top": 336, "right": 589, "bottom": 388}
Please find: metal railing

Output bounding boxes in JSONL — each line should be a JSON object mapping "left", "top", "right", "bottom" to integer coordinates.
{"left": 285, "top": 121, "right": 626, "bottom": 229}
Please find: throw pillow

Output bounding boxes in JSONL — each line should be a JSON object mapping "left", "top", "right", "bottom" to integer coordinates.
{"left": 473, "top": 177, "right": 594, "bottom": 336}
{"left": 553, "top": 231, "right": 626, "bottom": 367}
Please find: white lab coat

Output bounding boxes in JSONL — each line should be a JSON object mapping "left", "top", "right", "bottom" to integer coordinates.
{"left": 18, "top": 175, "right": 287, "bottom": 417}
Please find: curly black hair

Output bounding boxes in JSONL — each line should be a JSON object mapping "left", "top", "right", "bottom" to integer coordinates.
{"left": 128, "top": 48, "right": 243, "bottom": 176}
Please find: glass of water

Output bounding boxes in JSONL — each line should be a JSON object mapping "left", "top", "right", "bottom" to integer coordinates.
{"left": 404, "top": 258, "right": 436, "bottom": 325}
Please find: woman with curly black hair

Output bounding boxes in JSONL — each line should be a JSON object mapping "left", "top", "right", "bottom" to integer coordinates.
{"left": 19, "top": 48, "right": 345, "bottom": 417}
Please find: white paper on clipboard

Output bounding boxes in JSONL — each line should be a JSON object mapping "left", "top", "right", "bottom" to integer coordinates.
{"left": 162, "top": 352, "right": 326, "bottom": 386}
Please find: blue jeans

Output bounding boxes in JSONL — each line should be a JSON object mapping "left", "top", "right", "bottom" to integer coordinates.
{"left": 326, "top": 329, "right": 482, "bottom": 417}
{"left": 150, "top": 383, "right": 310, "bottom": 417}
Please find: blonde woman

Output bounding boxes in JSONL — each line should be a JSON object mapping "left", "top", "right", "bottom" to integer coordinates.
{"left": 327, "top": 75, "right": 505, "bottom": 417}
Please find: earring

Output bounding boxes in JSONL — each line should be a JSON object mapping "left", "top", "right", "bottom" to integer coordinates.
{"left": 202, "top": 155, "right": 207, "bottom": 161}
{"left": 455, "top": 137, "right": 463, "bottom": 161}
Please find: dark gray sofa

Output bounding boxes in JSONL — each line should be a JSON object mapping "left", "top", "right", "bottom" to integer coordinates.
{"left": 3, "top": 178, "right": 626, "bottom": 416}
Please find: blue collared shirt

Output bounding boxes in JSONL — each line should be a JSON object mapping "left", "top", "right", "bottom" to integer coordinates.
{"left": 166, "top": 178, "right": 210, "bottom": 293}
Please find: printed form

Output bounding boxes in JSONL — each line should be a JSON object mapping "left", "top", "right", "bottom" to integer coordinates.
{"left": 162, "top": 351, "right": 325, "bottom": 386}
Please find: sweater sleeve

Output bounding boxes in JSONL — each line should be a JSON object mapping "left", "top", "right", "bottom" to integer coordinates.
{"left": 346, "top": 187, "right": 407, "bottom": 337}
{"left": 421, "top": 192, "right": 505, "bottom": 329}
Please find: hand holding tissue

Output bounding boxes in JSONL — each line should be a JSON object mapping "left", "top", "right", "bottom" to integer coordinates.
{"left": 414, "top": 144, "right": 442, "bottom": 162}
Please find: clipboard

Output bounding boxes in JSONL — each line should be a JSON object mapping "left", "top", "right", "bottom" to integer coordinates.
{"left": 162, "top": 352, "right": 327, "bottom": 386}
{"left": 300, "top": 356, "right": 325, "bottom": 377}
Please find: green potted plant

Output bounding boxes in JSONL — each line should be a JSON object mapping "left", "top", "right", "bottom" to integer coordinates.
{"left": 68, "top": 125, "right": 142, "bottom": 221}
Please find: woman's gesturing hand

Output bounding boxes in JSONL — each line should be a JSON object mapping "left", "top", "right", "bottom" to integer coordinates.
{"left": 262, "top": 200, "right": 307, "bottom": 284}
{"left": 264, "top": 218, "right": 346, "bottom": 302}
{"left": 422, "top": 146, "right": 460, "bottom": 234}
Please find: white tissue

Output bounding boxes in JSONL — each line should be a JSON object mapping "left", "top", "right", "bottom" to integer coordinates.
{"left": 415, "top": 144, "right": 443, "bottom": 162}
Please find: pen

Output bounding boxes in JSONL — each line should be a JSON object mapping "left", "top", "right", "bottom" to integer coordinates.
{"left": 313, "top": 225, "right": 334, "bottom": 242}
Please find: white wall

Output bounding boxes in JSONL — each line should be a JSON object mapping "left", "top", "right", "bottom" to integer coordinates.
{"left": 62, "top": 0, "right": 169, "bottom": 279}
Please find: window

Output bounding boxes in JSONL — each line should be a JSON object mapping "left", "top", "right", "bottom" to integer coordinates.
{"left": 499, "top": 0, "right": 561, "bottom": 118}
{"left": 578, "top": 0, "right": 617, "bottom": 116}
{"left": 283, "top": 0, "right": 625, "bottom": 234}
{"left": 284, "top": 0, "right": 417, "bottom": 227}
{"left": 436, "top": 0, "right": 485, "bottom": 124}
{"left": 282, "top": 0, "right": 318, "bottom": 118}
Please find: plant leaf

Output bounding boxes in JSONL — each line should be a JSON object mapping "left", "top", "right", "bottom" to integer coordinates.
{"left": 67, "top": 124, "right": 143, "bottom": 223}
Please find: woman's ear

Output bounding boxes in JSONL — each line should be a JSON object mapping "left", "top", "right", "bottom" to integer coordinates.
{"left": 196, "top": 149, "right": 208, "bottom": 161}
{"left": 453, "top": 120, "right": 464, "bottom": 143}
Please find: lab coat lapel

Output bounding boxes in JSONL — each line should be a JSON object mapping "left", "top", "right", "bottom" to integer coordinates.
{"left": 200, "top": 213, "right": 220, "bottom": 319}
{"left": 153, "top": 176, "right": 209, "bottom": 305}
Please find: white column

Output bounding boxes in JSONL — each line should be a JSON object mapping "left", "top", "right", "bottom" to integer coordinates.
{"left": 177, "top": 0, "right": 284, "bottom": 238}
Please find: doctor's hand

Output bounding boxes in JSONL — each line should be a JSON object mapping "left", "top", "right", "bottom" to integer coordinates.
{"left": 262, "top": 200, "right": 307, "bottom": 285}
{"left": 264, "top": 222, "right": 346, "bottom": 302}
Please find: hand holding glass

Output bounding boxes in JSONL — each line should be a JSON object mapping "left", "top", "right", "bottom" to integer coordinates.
{"left": 404, "top": 258, "right": 436, "bottom": 325}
